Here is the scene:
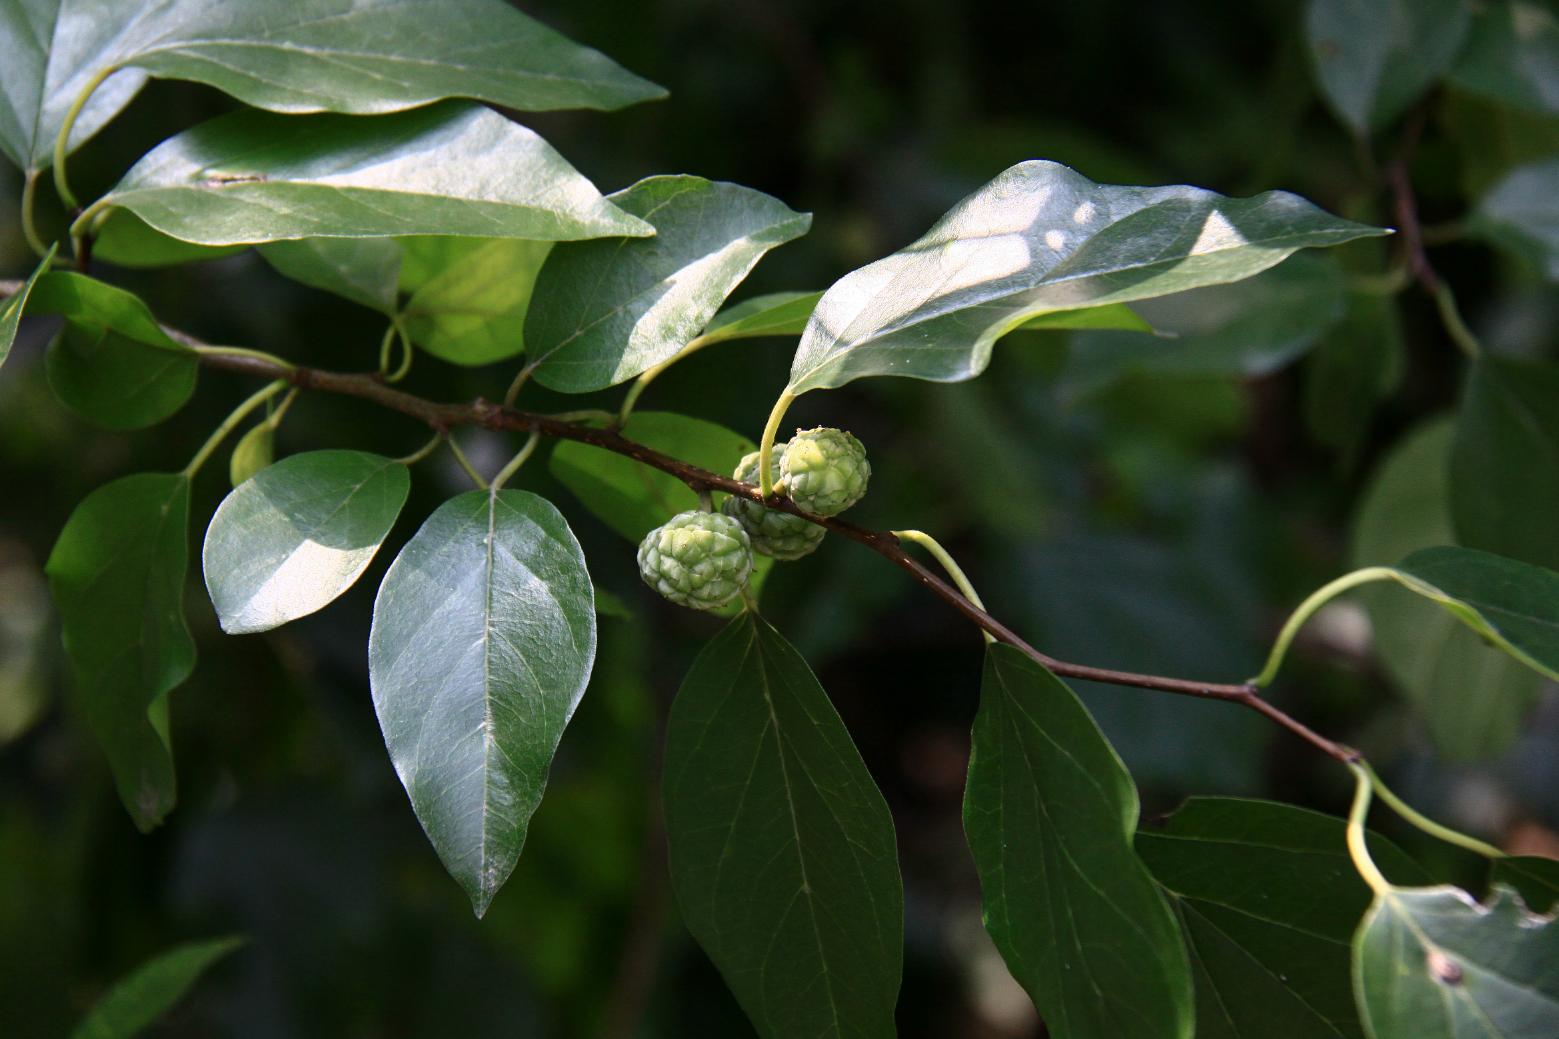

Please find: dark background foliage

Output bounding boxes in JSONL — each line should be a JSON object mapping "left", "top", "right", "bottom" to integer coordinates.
{"left": 2, "top": 1, "right": 1555, "bottom": 1035}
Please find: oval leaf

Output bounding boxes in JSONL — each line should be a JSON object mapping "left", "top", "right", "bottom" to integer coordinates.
{"left": 1451, "top": 356, "right": 1559, "bottom": 569}
{"left": 368, "top": 489, "right": 596, "bottom": 916}
{"left": 1137, "top": 797, "right": 1429, "bottom": 1039}
{"left": 1450, "top": 1, "right": 1559, "bottom": 115}
{"left": 965, "top": 644, "right": 1194, "bottom": 1039}
{"left": 1304, "top": 0, "right": 1469, "bottom": 133}
{"left": 0, "top": 243, "right": 55, "bottom": 369}
{"left": 663, "top": 613, "right": 902, "bottom": 1039}
{"left": 1353, "top": 885, "right": 1559, "bottom": 1039}
{"left": 0, "top": 0, "right": 662, "bottom": 173}
{"left": 527, "top": 176, "right": 811, "bottom": 391}
{"left": 71, "top": 935, "right": 244, "bottom": 1039}
{"left": 87, "top": 103, "right": 653, "bottom": 247}
{"left": 401, "top": 238, "right": 553, "bottom": 365}
{"left": 1470, "top": 159, "right": 1559, "bottom": 278}
{"left": 45, "top": 473, "right": 193, "bottom": 831}
{"left": 227, "top": 421, "right": 273, "bottom": 487}
{"left": 786, "top": 160, "right": 1383, "bottom": 395}
{"left": 204, "top": 450, "right": 410, "bottom": 634}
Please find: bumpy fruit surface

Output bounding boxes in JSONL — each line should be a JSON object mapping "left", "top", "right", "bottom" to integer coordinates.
{"left": 722, "top": 442, "right": 826, "bottom": 560}
{"left": 637, "top": 510, "right": 754, "bottom": 610}
{"left": 780, "top": 427, "right": 870, "bottom": 516}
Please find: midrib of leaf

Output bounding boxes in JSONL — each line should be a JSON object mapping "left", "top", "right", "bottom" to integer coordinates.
{"left": 750, "top": 622, "right": 843, "bottom": 1037}
{"left": 478, "top": 490, "right": 500, "bottom": 896}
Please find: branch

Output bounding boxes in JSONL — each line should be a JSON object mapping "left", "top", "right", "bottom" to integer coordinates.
{"left": 0, "top": 282, "right": 1357, "bottom": 764}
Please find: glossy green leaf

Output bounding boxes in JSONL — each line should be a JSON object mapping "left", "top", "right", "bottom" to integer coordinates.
{"left": 1019, "top": 302, "right": 1153, "bottom": 333}
{"left": 204, "top": 450, "right": 410, "bottom": 634}
{"left": 226, "top": 421, "right": 272, "bottom": 487}
{"left": 1352, "top": 421, "right": 1543, "bottom": 759}
{"left": 1353, "top": 885, "right": 1559, "bottom": 1038}
{"left": 258, "top": 239, "right": 401, "bottom": 312}
{"left": 91, "top": 211, "right": 244, "bottom": 268}
{"left": 1450, "top": 1, "right": 1559, "bottom": 114}
{"left": 528, "top": 176, "right": 811, "bottom": 391}
{"left": 1137, "top": 797, "right": 1429, "bottom": 1039}
{"left": 1304, "top": 0, "right": 1470, "bottom": 133}
{"left": 45, "top": 473, "right": 193, "bottom": 831}
{"left": 86, "top": 103, "right": 653, "bottom": 247}
{"left": 1304, "top": 288, "right": 1403, "bottom": 461}
{"left": 28, "top": 272, "right": 197, "bottom": 429}
{"left": 1470, "top": 159, "right": 1559, "bottom": 278}
{"left": 1392, "top": 546, "right": 1559, "bottom": 683}
{"left": 786, "top": 160, "right": 1382, "bottom": 395}
{"left": 1064, "top": 252, "right": 1347, "bottom": 393}
{"left": 402, "top": 239, "right": 552, "bottom": 365}
{"left": 0, "top": 0, "right": 662, "bottom": 174}
{"left": 965, "top": 644, "right": 1193, "bottom": 1039}
{"left": 0, "top": 244, "right": 55, "bottom": 369}
{"left": 1452, "top": 357, "right": 1559, "bottom": 570}
{"left": 663, "top": 613, "right": 902, "bottom": 1039}
{"left": 1493, "top": 857, "right": 1559, "bottom": 913}
{"left": 71, "top": 935, "right": 243, "bottom": 1039}
{"left": 698, "top": 290, "right": 824, "bottom": 345}
{"left": 369, "top": 489, "right": 596, "bottom": 916}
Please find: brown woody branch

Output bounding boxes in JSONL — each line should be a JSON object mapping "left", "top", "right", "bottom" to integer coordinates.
{"left": 0, "top": 281, "right": 1357, "bottom": 763}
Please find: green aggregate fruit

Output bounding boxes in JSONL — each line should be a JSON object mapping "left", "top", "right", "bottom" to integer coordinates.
{"left": 637, "top": 510, "right": 754, "bottom": 610}
{"left": 722, "top": 442, "right": 827, "bottom": 560}
{"left": 780, "top": 427, "right": 870, "bottom": 516}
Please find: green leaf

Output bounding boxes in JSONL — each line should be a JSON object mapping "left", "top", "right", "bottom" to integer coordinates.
{"left": 226, "top": 421, "right": 272, "bottom": 487}
{"left": 1137, "top": 797, "right": 1430, "bottom": 1039}
{"left": 548, "top": 412, "right": 773, "bottom": 609}
{"left": 663, "top": 613, "right": 902, "bottom": 1039}
{"left": 1451, "top": 357, "right": 1559, "bottom": 570}
{"left": 45, "top": 473, "right": 193, "bottom": 831}
{"left": 1450, "top": 1, "right": 1559, "bottom": 114}
{"left": 786, "top": 160, "right": 1383, "bottom": 395}
{"left": 91, "top": 211, "right": 244, "bottom": 268}
{"left": 0, "top": 244, "right": 55, "bottom": 369}
{"left": 1064, "top": 252, "right": 1347, "bottom": 394}
{"left": 1351, "top": 420, "right": 1543, "bottom": 759}
{"left": 71, "top": 935, "right": 243, "bottom": 1039}
{"left": 28, "top": 272, "right": 197, "bottom": 429}
{"left": 401, "top": 238, "right": 552, "bottom": 365}
{"left": 258, "top": 238, "right": 402, "bottom": 312}
{"left": 203, "top": 450, "right": 410, "bottom": 635}
{"left": 1470, "top": 159, "right": 1559, "bottom": 278}
{"left": 1392, "top": 546, "right": 1559, "bottom": 683}
{"left": 698, "top": 290, "right": 824, "bottom": 345}
{"left": 86, "top": 103, "right": 653, "bottom": 247}
{"left": 965, "top": 644, "right": 1193, "bottom": 1039}
{"left": 527, "top": 176, "right": 811, "bottom": 392}
{"left": 1304, "top": 0, "right": 1470, "bottom": 133}
{"left": 368, "top": 489, "right": 596, "bottom": 916}
{"left": 1353, "top": 885, "right": 1559, "bottom": 1039}
{"left": 0, "top": 0, "right": 663, "bottom": 174}
{"left": 1304, "top": 289, "right": 1403, "bottom": 461}
{"left": 1492, "top": 857, "right": 1559, "bottom": 913}
{"left": 1018, "top": 302, "right": 1153, "bottom": 333}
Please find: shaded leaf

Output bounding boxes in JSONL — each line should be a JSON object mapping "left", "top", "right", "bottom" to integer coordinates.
{"left": 528, "top": 176, "right": 811, "bottom": 391}
{"left": 45, "top": 473, "right": 193, "bottom": 831}
{"left": 0, "top": 244, "right": 55, "bottom": 369}
{"left": 699, "top": 290, "right": 824, "bottom": 345}
{"left": 1304, "top": 0, "right": 1470, "bottom": 133}
{"left": 92, "top": 211, "right": 244, "bottom": 268}
{"left": 1470, "top": 159, "right": 1559, "bottom": 278}
{"left": 1352, "top": 421, "right": 1543, "bottom": 759}
{"left": 0, "top": 0, "right": 662, "bottom": 174}
{"left": 1137, "top": 797, "right": 1429, "bottom": 1039}
{"left": 1304, "top": 288, "right": 1403, "bottom": 462}
{"left": 1492, "top": 856, "right": 1559, "bottom": 913}
{"left": 1353, "top": 885, "right": 1559, "bottom": 1038}
{"left": 258, "top": 238, "right": 401, "bottom": 312}
{"left": 1019, "top": 302, "right": 1152, "bottom": 333}
{"left": 401, "top": 239, "right": 552, "bottom": 365}
{"left": 787, "top": 160, "right": 1382, "bottom": 394}
{"left": 1450, "top": 1, "right": 1559, "bottom": 114}
{"left": 965, "top": 644, "right": 1193, "bottom": 1039}
{"left": 71, "top": 935, "right": 244, "bottom": 1039}
{"left": 368, "top": 489, "right": 596, "bottom": 916}
{"left": 204, "top": 450, "right": 409, "bottom": 634}
{"left": 1452, "top": 357, "right": 1559, "bottom": 571}
{"left": 663, "top": 613, "right": 902, "bottom": 1039}
{"left": 226, "top": 421, "right": 272, "bottom": 487}
{"left": 87, "top": 103, "right": 652, "bottom": 247}
{"left": 28, "top": 272, "right": 196, "bottom": 428}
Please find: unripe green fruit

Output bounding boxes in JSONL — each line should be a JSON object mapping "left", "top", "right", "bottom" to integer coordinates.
{"left": 637, "top": 510, "right": 754, "bottom": 610}
{"left": 722, "top": 442, "right": 826, "bottom": 560}
{"left": 780, "top": 427, "right": 870, "bottom": 516}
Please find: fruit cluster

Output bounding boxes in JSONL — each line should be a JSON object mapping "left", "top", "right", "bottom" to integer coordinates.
{"left": 637, "top": 426, "right": 870, "bottom": 610}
